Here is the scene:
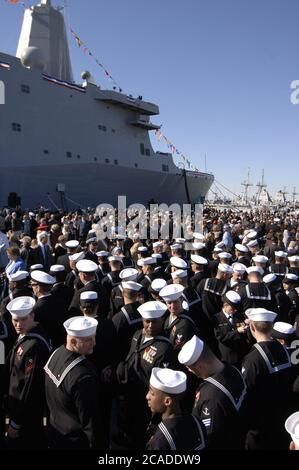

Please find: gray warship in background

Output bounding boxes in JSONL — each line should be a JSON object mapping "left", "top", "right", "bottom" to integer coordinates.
{"left": 0, "top": 0, "right": 214, "bottom": 209}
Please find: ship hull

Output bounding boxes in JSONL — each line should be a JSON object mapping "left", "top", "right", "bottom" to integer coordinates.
{"left": 0, "top": 163, "right": 213, "bottom": 209}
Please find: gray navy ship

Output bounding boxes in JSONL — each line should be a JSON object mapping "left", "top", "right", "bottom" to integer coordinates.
{"left": 0, "top": 0, "right": 214, "bottom": 209}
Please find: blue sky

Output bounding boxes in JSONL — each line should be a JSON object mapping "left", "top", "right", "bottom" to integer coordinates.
{"left": 1, "top": 0, "right": 299, "bottom": 200}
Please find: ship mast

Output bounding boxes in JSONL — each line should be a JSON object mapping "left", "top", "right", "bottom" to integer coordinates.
{"left": 256, "top": 169, "right": 267, "bottom": 204}
{"left": 241, "top": 168, "right": 253, "bottom": 205}
{"left": 292, "top": 187, "right": 298, "bottom": 210}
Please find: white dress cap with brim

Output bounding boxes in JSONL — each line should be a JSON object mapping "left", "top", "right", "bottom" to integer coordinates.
{"left": 7, "top": 296, "right": 36, "bottom": 319}
{"left": 272, "top": 321, "right": 295, "bottom": 336}
{"left": 80, "top": 291, "right": 98, "bottom": 301}
{"left": 246, "top": 266, "right": 264, "bottom": 276}
{"left": 263, "top": 273, "right": 277, "bottom": 284}
{"left": 246, "top": 231, "right": 257, "bottom": 240}
{"left": 96, "top": 251, "right": 109, "bottom": 257}
{"left": 69, "top": 251, "right": 85, "bottom": 262}
{"left": 191, "top": 254, "right": 208, "bottom": 265}
{"left": 218, "top": 252, "right": 232, "bottom": 259}
{"left": 119, "top": 268, "right": 138, "bottom": 281}
{"left": 121, "top": 281, "right": 142, "bottom": 291}
{"left": 108, "top": 256, "right": 123, "bottom": 263}
{"left": 159, "top": 284, "right": 185, "bottom": 302}
{"left": 63, "top": 316, "right": 98, "bottom": 337}
{"left": 217, "top": 264, "right": 233, "bottom": 274}
{"left": 224, "top": 290, "right": 241, "bottom": 304}
{"left": 170, "top": 257, "right": 187, "bottom": 269}
{"left": 235, "top": 243, "right": 249, "bottom": 253}
{"left": 170, "top": 243, "right": 182, "bottom": 251}
{"left": 171, "top": 269, "right": 188, "bottom": 279}
{"left": 193, "top": 232, "right": 204, "bottom": 241}
{"left": 9, "top": 271, "right": 29, "bottom": 282}
{"left": 150, "top": 367, "right": 187, "bottom": 395}
{"left": 153, "top": 241, "right": 163, "bottom": 248}
{"left": 245, "top": 307, "right": 277, "bottom": 322}
{"left": 151, "top": 278, "right": 167, "bottom": 292}
{"left": 50, "top": 265, "right": 65, "bottom": 273}
{"left": 31, "top": 270, "right": 55, "bottom": 285}
{"left": 76, "top": 260, "right": 98, "bottom": 273}
{"left": 274, "top": 251, "right": 288, "bottom": 258}
{"left": 285, "top": 412, "right": 299, "bottom": 447}
{"left": 137, "top": 301, "right": 168, "bottom": 319}
{"left": 252, "top": 255, "right": 268, "bottom": 264}
{"left": 138, "top": 246, "right": 148, "bottom": 252}
{"left": 30, "top": 264, "right": 44, "bottom": 271}
{"left": 192, "top": 242, "right": 206, "bottom": 250}
{"left": 65, "top": 240, "right": 79, "bottom": 249}
{"left": 178, "top": 335, "right": 204, "bottom": 366}
{"left": 247, "top": 240, "right": 258, "bottom": 248}
{"left": 232, "top": 262, "right": 247, "bottom": 273}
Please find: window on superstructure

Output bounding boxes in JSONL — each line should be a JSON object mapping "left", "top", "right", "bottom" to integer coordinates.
{"left": 114, "top": 160, "right": 118, "bottom": 165}
{"left": 12, "top": 123, "right": 21, "bottom": 132}
{"left": 98, "top": 125, "right": 107, "bottom": 132}
{"left": 112, "top": 129, "right": 116, "bottom": 133}
{"left": 134, "top": 163, "right": 138, "bottom": 168}
{"left": 145, "top": 148, "right": 151, "bottom": 156}
{"left": 105, "top": 158, "right": 110, "bottom": 163}
{"left": 77, "top": 155, "right": 81, "bottom": 159}
{"left": 162, "top": 164, "right": 169, "bottom": 172}
{"left": 140, "top": 143, "right": 145, "bottom": 155}
{"left": 94, "top": 157, "right": 98, "bottom": 162}
{"left": 44, "top": 150, "right": 49, "bottom": 155}
{"left": 21, "top": 84, "right": 30, "bottom": 94}
{"left": 66, "top": 152, "right": 72, "bottom": 158}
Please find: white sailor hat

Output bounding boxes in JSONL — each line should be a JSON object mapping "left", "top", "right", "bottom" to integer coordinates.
{"left": 7, "top": 296, "right": 36, "bottom": 319}
{"left": 150, "top": 367, "right": 187, "bottom": 395}
{"left": 112, "top": 247, "right": 122, "bottom": 255}
{"left": 108, "top": 256, "right": 123, "bottom": 263}
{"left": 178, "top": 335, "right": 204, "bottom": 367}
{"left": 80, "top": 291, "right": 98, "bottom": 307}
{"left": 217, "top": 264, "right": 233, "bottom": 274}
{"left": 65, "top": 240, "right": 79, "bottom": 249}
{"left": 190, "top": 254, "right": 208, "bottom": 265}
{"left": 246, "top": 266, "right": 264, "bottom": 275}
{"left": 152, "top": 241, "right": 163, "bottom": 248}
{"left": 218, "top": 252, "right": 232, "bottom": 259}
{"left": 231, "top": 262, "right": 247, "bottom": 273}
{"left": 215, "top": 241, "right": 226, "bottom": 249}
{"left": 272, "top": 321, "right": 295, "bottom": 339}
{"left": 170, "top": 257, "right": 187, "bottom": 269}
{"left": 76, "top": 259, "right": 98, "bottom": 273}
{"left": 170, "top": 243, "right": 182, "bottom": 251}
{"left": 152, "top": 253, "right": 162, "bottom": 260}
{"left": 29, "top": 212, "right": 35, "bottom": 217}
{"left": 69, "top": 251, "right": 85, "bottom": 262}
{"left": 213, "top": 246, "right": 223, "bottom": 253}
{"left": 31, "top": 270, "right": 55, "bottom": 285}
{"left": 282, "top": 273, "right": 298, "bottom": 283}
{"left": 252, "top": 255, "right": 268, "bottom": 264}
{"left": 49, "top": 264, "right": 65, "bottom": 273}
{"left": 263, "top": 273, "right": 277, "bottom": 284}
{"left": 150, "top": 278, "right": 167, "bottom": 293}
{"left": 9, "top": 271, "right": 29, "bottom": 282}
{"left": 247, "top": 231, "right": 257, "bottom": 240}
{"left": 247, "top": 240, "right": 258, "bottom": 248}
{"left": 223, "top": 290, "right": 241, "bottom": 306}
{"left": 119, "top": 268, "right": 138, "bottom": 281}
{"left": 138, "top": 246, "right": 148, "bottom": 253}
{"left": 30, "top": 264, "right": 44, "bottom": 271}
{"left": 159, "top": 284, "right": 185, "bottom": 302}
{"left": 175, "top": 238, "right": 186, "bottom": 244}
{"left": 235, "top": 243, "right": 249, "bottom": 253}
{"left": 288, "top": 255, "right": 299, "bottom": 263}
{"left": 121, "top": 281, "right": 142, "bottom": 291}
{"left": 193, "top": 232, "right": 204, "bottom": 240}
{"left": 96, "top": 251, "right": 109, "bottom": 257}
{"left": 137, "top": 301, "right": 168, "bottom": 319}
{"left": 274, "top": 251, "right": 287, "bottom": 258}
{"left": 285, "top": 412, "right": 299, "bottom": 447}
{"left": 171, "top": 269, "right": 188, "bottom": 279}
{"left": 245, "top": 308, "right": 277, "bottom": 322}
{"left": 86, "top": 237, "right": 97, "bottom": 244}
{"left": 63, "top": 316, "right": 98, "bottom": 337}
{"left": 192, "top": 242, "right": 206, "bottom": 250}
{"left": 274, "top": 217, "right": 281, "bottom": 223}
{"left": 139, "top": 257, "right": 156, "bottom": 266}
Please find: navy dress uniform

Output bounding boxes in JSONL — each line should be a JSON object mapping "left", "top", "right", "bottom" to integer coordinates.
{"left": 44, "top": 316, "right": 106, "bottom": 449}
{"left": 178, "top": 335, "right": 247, "bottom": 450}
{"left": 109, "top": 268, "right": 139, "bottom": 317}
{"left": 146, "top": 368, "right": 206, "bottom": 451}
{"left": 6, "top": 296, "right": 51, "bottom": 449}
